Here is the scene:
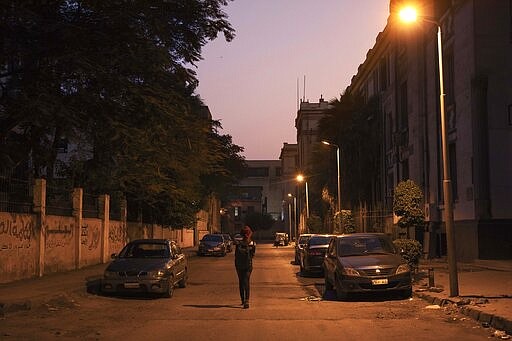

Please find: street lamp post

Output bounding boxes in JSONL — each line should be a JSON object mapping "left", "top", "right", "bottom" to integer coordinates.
{"left": 321, "top": 141, "right": 341, "bottom": 213}
{"left": 287, "top": 193, "right": 297, "bottom": 240}
{"left": 296, "top": 174, "right": 310, "bottom": 234}
{"left": 296, "top": 174, "right": 310, "bottom": 218}
{"left": 399, "top": 6, "right": 459, "bottom": 297}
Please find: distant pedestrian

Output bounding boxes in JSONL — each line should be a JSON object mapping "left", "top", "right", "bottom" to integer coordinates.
{"left": 235, "top": 225, "right": 256, "bottom": 309}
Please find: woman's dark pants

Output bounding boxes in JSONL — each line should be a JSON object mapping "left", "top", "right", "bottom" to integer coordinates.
{"left": 236, "top": 267, "right": 252, "bottom": 304}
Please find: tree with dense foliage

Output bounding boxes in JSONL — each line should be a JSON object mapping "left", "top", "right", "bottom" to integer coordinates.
{"left": 243, "top": 212, "right": 276, "bottom": 232}
{"left": 0, "top": 0, "right": 245, "bottom": 227}
{"left": 310, "top": 93, "right": 382, "bottom": 227}
{"left": 393, "top": 180, "right": 425, "bottom": 238}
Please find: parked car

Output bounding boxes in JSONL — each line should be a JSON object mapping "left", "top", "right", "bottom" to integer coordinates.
{"left": 323, "top": 233, "right": 412, "bottom": 300}
{"left": 274, "top": 232, "right": 289, "bottom": 246}
{"left": 300, "top": 234, "right": 333, "bottom": 274}
{"left": 102, "top": 239, "right": 188, "bottom": 298}
{"left": 294, "top": 233, "right": 313, "bottom": 264}
{"left": 222, "top": 233, "right": 234, "bottom": 252}
{"left": 198, "top": 233, "right": 227, "bottom": 256}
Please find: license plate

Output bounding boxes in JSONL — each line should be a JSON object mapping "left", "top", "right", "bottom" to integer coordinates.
{"left": 124, "top": 282, "right": 140, "bottom": 289}
{"left": 372, "top": 279, "right": 388, "bottom": 285}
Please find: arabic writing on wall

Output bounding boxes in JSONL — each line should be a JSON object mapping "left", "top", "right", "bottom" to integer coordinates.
{"left": 81, "top": 223, "right": 100, "bottom": 251}
{"left": 0, "top": 213, "right": 35, "bottom": 251}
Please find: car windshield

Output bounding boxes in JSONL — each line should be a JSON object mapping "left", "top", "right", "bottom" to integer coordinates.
{"left": 298, "top": 236, "right": 310, "bottom": 244}
{"left": 119, "top": 242, "right": 171, "bottom": 258}
{"left": 202, "top": 234, "right": 223, "bottom": 242}
{"left": 337, "top": 236, "right": 396, "bottom": 256}
{"left": 309, "top": 236, "right": 331, "bottom": 246}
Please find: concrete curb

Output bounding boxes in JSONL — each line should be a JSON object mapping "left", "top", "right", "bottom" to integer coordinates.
{"left": 414, "top": 291, "right": 512, "bottom": 335}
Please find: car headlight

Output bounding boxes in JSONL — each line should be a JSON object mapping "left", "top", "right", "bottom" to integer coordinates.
{"left": 150, "top": 270, "right": 166, "bottom": 277}
{"left": 396, "top": 263, "right": 410, "bottom": 275}
{"left": 341, "top": 267, "right": 361, "bottom": 276}
{"left": 104, "top": 270, "right": 118, "bottom": 279}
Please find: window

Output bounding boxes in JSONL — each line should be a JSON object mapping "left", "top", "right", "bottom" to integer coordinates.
{"left": 234, "top": 206, "right": 241, "bottom": 221}
{"left": 386, "top": 112, "right": 393, "bottom": 148}
{"left": 246, "top": 167, "right": 269, "bottom": 177}
{"left": 399, "top": 81, "right": 408, "bottom": 130}
{"left": 275, "top": 167, "right": 282, "bottom": 176}
{"left": 445, "top": 49, "right": 455, "bottom": 107}
{"left": 401, "top": 159, "right": 409, "bottom": 181}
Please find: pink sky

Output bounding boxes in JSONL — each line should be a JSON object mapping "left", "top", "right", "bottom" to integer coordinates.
{"left": 196, "top": 1, "right": 390, "bottom": 160}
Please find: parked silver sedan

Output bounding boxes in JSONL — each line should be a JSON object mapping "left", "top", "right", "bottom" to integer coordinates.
{"left": 323, "top": 233, "right": 412, "bottom": 300}
{"left": 102, "top": 239, "right": 188, "bottom": 298}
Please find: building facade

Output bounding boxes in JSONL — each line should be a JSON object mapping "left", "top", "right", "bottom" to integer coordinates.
{"left": 222, "top": 160, "right": 288, "bottom": 239}
{"left": 345, "top": 0, "right": 511, "bottom": 260}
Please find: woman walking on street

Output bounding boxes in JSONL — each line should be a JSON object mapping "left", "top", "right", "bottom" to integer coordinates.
{"left": 235, "top": 225, "right": 256, "bottom": 309}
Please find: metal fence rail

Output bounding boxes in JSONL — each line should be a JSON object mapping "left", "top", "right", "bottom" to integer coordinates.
{"left": 46, "top": 181, "right": 73, "bottom": 216}
{"left": 82, "top": 192, "right": 99, "bottom": 218}
{"left": 0, "top": 175, "right": 33, "bottom": 213}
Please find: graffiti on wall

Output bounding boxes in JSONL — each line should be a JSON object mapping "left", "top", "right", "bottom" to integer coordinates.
{"left": 45, "top": 220, "right": 74, "bottom": 249}
{"left": 0, "top": 214, "right": 35, "bottom": 251}
{"left": 109, "top": 224, "right": 126, "bottom": 244}
{"left": 81, "top": 223, "right": 100, "bottom": 251}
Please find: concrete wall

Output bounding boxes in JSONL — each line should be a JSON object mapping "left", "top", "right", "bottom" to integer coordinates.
{"left": 44, "top": 215, "right": 76, "bottom": 273}
{"left": 0, "top": 179, "right": 208, "bottom": 284}
{"left": 0, "top": 212, "right": 38, "bottom": 283}
{"left": 80, "top": 218, "right": 102, "bottom": 267}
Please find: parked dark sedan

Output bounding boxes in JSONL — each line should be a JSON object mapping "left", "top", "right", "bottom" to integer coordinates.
{"left": 323, "top": 233, "right": 412, "bottom": 300}
{"left": 300, "top": 234, "right": 334, "bottom": 274}
{"left": 197, "top": 233, "right": 227, "bottom": 256}
{"left": 294, "top": 233, "right": 312, "bottom": 264}
{"left": 102, "top": 239, "right": 188, "bottom": 298}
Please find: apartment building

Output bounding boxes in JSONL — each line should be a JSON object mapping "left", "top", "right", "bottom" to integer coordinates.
{"left": 344, "top": 0, "right": 511, "bottom": 260}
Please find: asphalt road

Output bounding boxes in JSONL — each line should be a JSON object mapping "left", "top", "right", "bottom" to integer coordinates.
{"left": 0, "top": 243, "right": 493, "bottom": 340}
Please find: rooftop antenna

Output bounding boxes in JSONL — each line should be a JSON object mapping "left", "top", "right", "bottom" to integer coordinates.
{"left": 303, "top": 75, "right": 306, "bottom": 102}
{"left": 296, "top": 77, "right": 299, "bottom": 111}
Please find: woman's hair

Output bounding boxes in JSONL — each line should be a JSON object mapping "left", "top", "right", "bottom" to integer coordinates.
{"left": 241, "top": 226, "right": 253, "bottom": 240}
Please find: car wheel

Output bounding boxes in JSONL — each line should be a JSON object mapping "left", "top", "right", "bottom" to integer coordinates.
{"left": 335, "top": 276, "right": 348, "bottom": 301}
{"left": 178, "top": 270, "right": 188, "bottom": 288}
{"left": 164, "top": 276, "right": 175, "bottom": 298}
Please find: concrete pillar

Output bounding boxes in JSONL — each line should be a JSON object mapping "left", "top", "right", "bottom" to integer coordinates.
{"left": 98, "top": 194, "right": 110, "bottom": 263}
{"left": 72, "top": 188, "right": 83, "bottom": 269}
{"left": 33, "top": 179, "right": 46, "bottom": 277}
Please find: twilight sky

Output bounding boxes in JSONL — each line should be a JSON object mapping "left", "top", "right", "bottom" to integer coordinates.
{"left": 196, "top": 0, "right": 390, "bottom": 160}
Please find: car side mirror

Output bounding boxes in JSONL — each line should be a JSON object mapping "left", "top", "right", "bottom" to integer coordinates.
{"left": 110, "top": 253, "right": 117, "bottom": 259}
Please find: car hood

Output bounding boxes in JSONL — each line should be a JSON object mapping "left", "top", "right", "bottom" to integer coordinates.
{"left": 338, "top": 254, "right": 404, "bottom": 268}
{"left": 106, "top": 258, "right": 169, "bottom": 272}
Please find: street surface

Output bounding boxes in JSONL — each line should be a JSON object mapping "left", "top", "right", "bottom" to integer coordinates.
{"left": 1, "top": 243, "right": 492, "bottom": 340}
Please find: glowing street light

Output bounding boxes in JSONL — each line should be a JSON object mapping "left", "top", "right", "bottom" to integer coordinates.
{"left": 296, "top": 174, "right": 309, "bottom": 219}
{"left": 399, "top": 6, "right": 459, "bottom": 297}
{"left": 321, "top": 140, "right": 341, "bottom": 213}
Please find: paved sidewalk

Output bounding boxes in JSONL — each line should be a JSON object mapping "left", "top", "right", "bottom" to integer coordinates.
{"left": 413, "top": 259, "right": 512, "bottom": 336}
